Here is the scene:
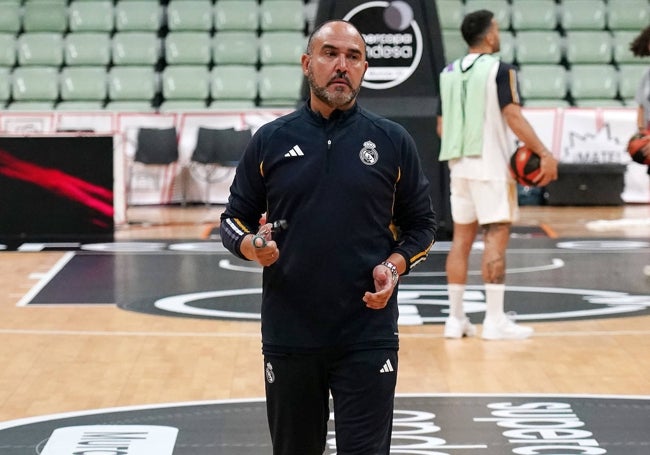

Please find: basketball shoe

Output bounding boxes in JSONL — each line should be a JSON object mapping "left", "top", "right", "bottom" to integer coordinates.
{"left": 481, "top": 312, "right": 533, "bottom": 340}
{"left": 443, "top": 316, "right": 477, "bottom": 339}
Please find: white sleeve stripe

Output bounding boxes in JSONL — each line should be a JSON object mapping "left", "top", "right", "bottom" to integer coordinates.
{"left": 225, "top": 218, "right": 246, "bottom": 236}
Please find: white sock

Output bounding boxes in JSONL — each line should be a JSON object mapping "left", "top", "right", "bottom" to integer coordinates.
{"left": 484, "top": 283, "right": 505, "bottom": 323}
{"left": 447, "top": 283, "right": 466, "bottom": 319}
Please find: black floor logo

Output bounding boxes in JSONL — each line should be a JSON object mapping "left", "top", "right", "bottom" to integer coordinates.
{"left": 20, "top": 239, "right": 650, "bottom": 323}
{"left": 1, "top": 394, "right": 647, "bottom": 455}
{"left": 142, "top": 282, "right": 650, "bottom": 323}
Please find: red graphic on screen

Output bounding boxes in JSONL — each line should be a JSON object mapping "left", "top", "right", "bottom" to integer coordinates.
{"left": 0, "top": 149, "right": 113, "bottom": 227}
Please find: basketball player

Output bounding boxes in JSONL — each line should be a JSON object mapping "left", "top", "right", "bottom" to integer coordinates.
{"left": 220, "top": 20, "right": 437, "bottom": 454}
{"left": 437, "top": 10, "right": 558, "bottom": 340}
{"left": 630, "top": 24, "right": 650, "bottom": 171}
{"left": 629, "top": 24, "right": 650, "bottom": 276}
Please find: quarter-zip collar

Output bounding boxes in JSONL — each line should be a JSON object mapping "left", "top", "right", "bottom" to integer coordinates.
{"left": 303, "top": 100, "right": 359, "bottom": 127}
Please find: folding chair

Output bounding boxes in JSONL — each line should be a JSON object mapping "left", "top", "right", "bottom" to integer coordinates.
{"left": 188, "top": 127, "right": 252, "bottom": 204}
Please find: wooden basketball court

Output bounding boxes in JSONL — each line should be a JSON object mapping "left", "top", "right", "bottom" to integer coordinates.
{"left": 1, "top": 203, "right": 649, "bottom": 426}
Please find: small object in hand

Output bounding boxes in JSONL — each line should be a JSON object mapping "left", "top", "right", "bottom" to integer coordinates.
{"left": 270, "top": 219, "right": 289, "bottom": 232}
{"left": 627, "top": 130, "right": 650, "bottom": 165}
{"left": 510, "top": 145, "right": 541, "bottom": 187}
{"left": 252, "top": 219, "right": 288, "bottom": 248}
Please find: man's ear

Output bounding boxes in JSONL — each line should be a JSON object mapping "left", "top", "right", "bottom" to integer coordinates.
{"left": 301, "top": 54, "right": 310, "bottom": 76}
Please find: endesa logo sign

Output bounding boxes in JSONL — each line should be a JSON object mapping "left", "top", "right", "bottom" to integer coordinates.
{"left": 343, "top": 1, "right": 423, "bottom": 89}
{"left": 41, "top": 426, "right": 178, "bottom": 455}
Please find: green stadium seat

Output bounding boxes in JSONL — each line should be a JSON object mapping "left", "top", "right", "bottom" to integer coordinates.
{"left": 0, "top": 2, "right": 21, "bottom": 34}
{"left": 0, "top": 67, "right": 10, "bottom": 104}
{"left": 167, "top": 0, "right": 213, "bottom": 31}
{"left": 11, "top": 66, "right": 59, "bottom": 102}
{"left": 208, "top": 100, "right": 257, "bottom": 109}
{"left": 259, "top": 31, "right": 307, "bottom": 65}
{"left": 515, "top": 31, "right": 562, "bottom": 64}
{"left": 560, "top": 0, "right": 606, "bottom": 30}
{"left": 7, "top": 101, "right": 57, "bottom": 111}
{"left": 569, "top": 64, "right": 618, "bottom": 101}
{"left": 523, "top": 99, "right": 571, "bottom": 108}
{"left": 573, "top": 99, "right": 625, "bottom": 108}
{"left": 161, "top": 65, "right": 210, "bottom": 101}
{"left": 607, "top": 0, "right": 650, "bottom": 30}
{"left": 60, "top": 66, "right": 107, "bottom": 102}
{"left": 565, "top": 31, "right": 612, "bottom": 64}
{"left": 511, "top": 0, "right": 557, "bottom": 31}
{"left": 465, "top": 0, "right": 511, "bottom": 30}
{"left": 436, "top": 0, "right": 465, "bottom": 30}
{"left": 259, "top": 0, "right": 305, "bottom": 31}
{"left": 55, "top": 101, "right": 105, "bottom": 111}
{"left": 158, "top": 100, "right": 208, "bottom": 112}
{"left": 22, "top": 1, "right": 68, "bottom": 33}
{"left": 210, "top": 65, "right": 258, "bottom": 105}
{"left": 258, "top": 64, "right": 303, "bottom": 106}
{"left": 214, "top": 0, "right": 258, "bottom": 31}
{"left": 17, "top": 33, "right": 64, "bottom": 67}
{"left": 613, "top": 31, "right": 641, "bottom": 65}
{"left": 64, "top": 32, "right": 111, "bottom": 66}
{"left": 164, "top": 32, "right": 212, "bottom": 65}
{"left": 618, "top": 64, "right": 647, "bottom": 100}
{"left": 213, "top": 31, "right": 258, "bottom": 65}
{"left": 112, "top": 32, "right": 160, "bottom": 66}
{"left": 518, "top": 64, "right": 567, "bottom": 101}
{"left": 0, "top": 33, "right": 16, "bottom": 67}
{"left": 107, "top": 65, "right": 157, "bottom": 102}
{"left": 115, "top": 1, "right": 161, "bottom": 32}
{"left": 104, "top": 100, "right": 154, "bottom": 111}
{"left": 68, "top": 1, "right": 114, "bottom": 32}
{"left": 498, "top": 31, "right": 515, "bottom": 63}
{"left": 442, "top": 29, "right": 467, "bottom": 63}
{"left": 511, "top": 0, "right": 558, "bottom": 31}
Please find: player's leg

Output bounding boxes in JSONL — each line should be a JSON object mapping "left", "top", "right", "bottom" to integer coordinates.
{"left": 329, "top": 348, "right": 398, "bottom": 455}
{"left": 481, "top": 221, "right": 510, "bottom": 285}
{"left": 264, "top": 353, "right": 329, "bottom": 455}
{"left": 444, "top": 177, "right": 479, "bottom": 338}
{"left": 473, "top": 180, "right": 532, "bottom": 340}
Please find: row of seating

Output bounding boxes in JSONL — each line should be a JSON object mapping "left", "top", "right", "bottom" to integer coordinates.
{"left": 518, "top": 63, "right": 646, "bottom": 107}
{"left": 0, "top": 64, "right": 304, "bottom": 111}
{"left": 438, "top": 0, "right": 649, "bottom": 31}
{"left": 0, "top": 0, "right": 308, "bottom": 34}
{"left": 0, "top": 30, "right": 307, "bottom": 67}
{"left": 3, "top": 61, "right": 641, "bottom": 112}
{"left": 442, "top": 29, "right": 646, "bottom": 66}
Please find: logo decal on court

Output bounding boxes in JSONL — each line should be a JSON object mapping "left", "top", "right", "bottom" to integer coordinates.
{"left": 1, "top": 394, "right": 648, "bottom": 455}
{"left": 19, "top": 239, "right": 650, "bottom": 323}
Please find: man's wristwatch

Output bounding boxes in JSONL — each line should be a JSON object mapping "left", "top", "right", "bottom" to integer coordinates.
{"left": 381, "top": 261, "right": 399, "bottom": 287}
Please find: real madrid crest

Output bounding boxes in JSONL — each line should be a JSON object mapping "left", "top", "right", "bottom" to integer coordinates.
{"left": 359, "top": 140, "right": 379, "bottom": 165}
{"left": 265, "top": 362, "right": 275, "bottom": 384}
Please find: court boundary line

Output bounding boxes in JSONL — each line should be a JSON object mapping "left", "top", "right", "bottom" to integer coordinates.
{"left": 0, "top": 327, "right": 648, "bottom": 338}
{"left": 16, "top": 252, "right": 75, "bottom": 307}
{"left": 1, "top": 392, "right": 649, "bottom": 430}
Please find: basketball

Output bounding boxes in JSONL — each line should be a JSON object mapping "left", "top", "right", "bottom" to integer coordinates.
{"left": 627, "top": 130, "right": 650, "bottom": 165}
{"left": 510, "top": 145, "right": 541, "bottom": 186}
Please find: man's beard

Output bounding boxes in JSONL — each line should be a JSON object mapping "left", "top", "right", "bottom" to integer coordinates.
{"left": 307, "top": 69, "right": 361, "bottom": 109}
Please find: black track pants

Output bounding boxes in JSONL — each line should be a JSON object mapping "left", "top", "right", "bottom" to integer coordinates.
{"left": 264, "top": 348, "right": 398, "bottom": 455}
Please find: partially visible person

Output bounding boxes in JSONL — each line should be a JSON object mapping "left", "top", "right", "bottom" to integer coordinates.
{"left": 630, "top": 23, "right": 650, "bottom": 173}
{"left": 630, "top": 24, "right": 650, "bottom": 277}
{"left": 437, "top": 10, "right": 558, "bottom": 340}
{"left": 220, "top": 20, "right": 437, "bottom": 454}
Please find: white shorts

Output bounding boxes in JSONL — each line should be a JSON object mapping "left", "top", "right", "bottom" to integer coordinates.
{"left": 449, "top": 177, "right": 519, "bottom": 225}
